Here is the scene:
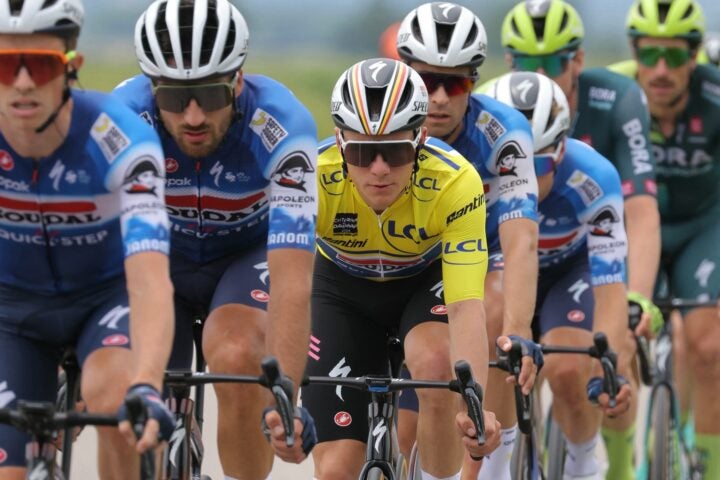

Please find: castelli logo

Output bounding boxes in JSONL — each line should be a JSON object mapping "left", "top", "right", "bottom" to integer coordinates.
{"left": 0, "top": 448, "right": 7, "bottom": 464}
{"left": 0, "top": 151, "right": 13, "bottom": 171}
{"left": 430, "top": 305, "right": 447, "bottom": 315}
{"left": 334, "top": 411, "right": 352, "bottom": 427}
{"left": 567, "top": 310, "right": 585, "bottom": 323}
{"left": 102, "top": 334, "right": 130, "bottom": 346}
{"left": 165, "top": 158, "right": 179, "bottom": 173}
{"left": 251, "top": 289, "right": 270, "bottom": 302}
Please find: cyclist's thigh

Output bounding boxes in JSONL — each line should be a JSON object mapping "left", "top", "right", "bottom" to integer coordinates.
{"left": 668, "top": 215, "right": 720, "bottom": 301}
{"left": 0, "top": 330, "right": 59, "bottom": 467}
{"left": 209, "top": 241, "right": 270, "bottom": 312}
{"left": 75, "top": 280, "right": 131, "bottom": 365}
{"left": 537, "top": 256, "right": 595, "bottom": 337}
{"left": 303, "top": 257, "right": 395, "bottom": 444}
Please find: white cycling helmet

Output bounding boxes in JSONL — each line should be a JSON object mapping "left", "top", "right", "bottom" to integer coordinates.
{"left": 0, "top": 0, "right": 84, "bottom": 39}
{"left": 396, "top": 2, "right": 487, "bottom": 68}
{"left": 331, "top": 58, "right": 429, "bottom": 135}
{"left": 486, "top": 71, "right": 570, "bottom": 152}
{"left": 135, "top": 0, "right": 249, "bottom": 80}
{"left": 705, "top": 32, "right": 720, "bottom": 66}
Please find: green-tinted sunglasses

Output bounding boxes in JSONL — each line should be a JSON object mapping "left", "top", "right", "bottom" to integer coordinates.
{"left": 511, "top": 51, "right": 576, "bottom": 78}
{"left": 636, "top": 46, "right": 691, "bottom": 69}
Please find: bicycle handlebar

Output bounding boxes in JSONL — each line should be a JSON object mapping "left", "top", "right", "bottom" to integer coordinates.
{"left": 125, "top": 394, "right": 156, "bottom": 480}
{"left": 0, "top": 400, "right": 117, "bottom": 436}
{"left": 454, "top": 360, "right": 486, "bottom": 445}
{"left": 490, "top": 341, "right": 532, "bottom": 434}
{"left": 628, "top": 300, "right": 654, "bottom": 386}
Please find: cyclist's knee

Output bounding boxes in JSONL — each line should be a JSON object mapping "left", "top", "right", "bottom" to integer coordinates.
{"left": 544, "top": 357, "right": 592, "bottom": 407}
{"left": 81, "top": 350, "right": 132, "bottom": 414}
{"left": 313, "top": 441, "right": 365, "bottom": 480}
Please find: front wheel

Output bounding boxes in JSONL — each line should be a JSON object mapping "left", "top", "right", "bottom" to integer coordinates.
{"left": 544, "top": 408, "right": 566, "bottom": 480}
{"left": 647, "top": 385, "right": 679, "bottom": 480}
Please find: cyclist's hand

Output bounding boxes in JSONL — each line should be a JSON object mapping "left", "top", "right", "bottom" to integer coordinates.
{"left": 496, "top": 335, "right": 543, "bottom": 395}
{"left": 263, "top": 406, "right": 317, "bottom": 463}
{"left": 587, "top": 375, "right": 632, "bottom": 418}
{"left": 628, "top": 292, "right": 662, "bottom": 339}
{"left": 455, "top": 409, "right": 501, "bottom": 461}
{"left": 117, "top": 384, "right": 175, "bottom": 453}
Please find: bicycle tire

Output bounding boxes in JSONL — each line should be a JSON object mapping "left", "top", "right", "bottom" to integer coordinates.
{"left": 511, "top": 432, "right": 530, "bottom": 480}
{"left": 394, "top": 453, "right": 408, "bottom": 480}
{"left": 366, "top": 466, "right": 386, "bottom": 480}
{"left": 648, "top": 386, "right": 677, "bottom": 480}
{"left": 545, "top": 409, "right": 566, "bottom": 479}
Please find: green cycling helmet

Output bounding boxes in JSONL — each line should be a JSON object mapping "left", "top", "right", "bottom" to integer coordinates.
{"left": 626, "top": 0, "right": 705, "bottom": 47}
{"left": 501, "top": 0, "right": 584, "bottom": 55}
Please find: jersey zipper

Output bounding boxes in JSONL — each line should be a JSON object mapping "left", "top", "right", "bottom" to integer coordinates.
{"left": 376, "top": 214, "right": 384, "bottom": 279}
{"left": 32, "top": 162, "right": 60, "bottom": 290}
{"left": 195, "top": 159, "right": 204, "bottom": 251}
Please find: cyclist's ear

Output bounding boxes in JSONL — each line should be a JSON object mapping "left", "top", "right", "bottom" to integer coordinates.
{"left": 234, "top": 69, "right": 244, "bottom": 97}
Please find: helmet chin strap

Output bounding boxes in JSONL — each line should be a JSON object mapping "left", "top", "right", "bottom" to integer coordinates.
{"left": 35, "top": 73, "right": 73, "bottom": 134}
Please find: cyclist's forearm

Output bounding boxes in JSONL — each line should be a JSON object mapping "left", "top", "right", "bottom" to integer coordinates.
{"left": 447, "top": 298, "right": 489, "bottom": 390}
{"left": 624, "top": 195, "right": 661, "bottom": 298}
{"left": 125, "top": 252, "right": 174, "bottom": 390}
{"left": 498, "top": 220, "right": 538, "bottom": 337}
{"left": 592, "top": 283, "right": 631, "bottom": 372}
{"left": 266, "top": 249, "right": 313, "bottom": 393}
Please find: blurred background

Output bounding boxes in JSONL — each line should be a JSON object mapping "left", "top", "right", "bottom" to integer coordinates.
{"left": 79, "top": 0, "right": 720, "bottom": 138}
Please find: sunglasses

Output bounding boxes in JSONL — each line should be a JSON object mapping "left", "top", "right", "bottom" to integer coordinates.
{"left": 534, "top": 140, "right": 564, "bottom": 176}
{"left": 0, "top": 49, "right": 76, "bottom": 87}
{"left": 635, "top": 46, "right": 691, "bottom": 69}
{"left": 511, "top": 51, "right": 576, "bottom": 77}
{"left": 418, "top": 72, "right": 476, "bottom": 96}
{"left": 152, "top": 76, "right": 236, "bottom": 113}
{"left": 339, "top": 132, "right": 421, "bottom": 168}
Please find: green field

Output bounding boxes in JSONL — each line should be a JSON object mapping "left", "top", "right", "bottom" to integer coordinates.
{"left": 79, "top": 54, "right": 512, "bottom": 139}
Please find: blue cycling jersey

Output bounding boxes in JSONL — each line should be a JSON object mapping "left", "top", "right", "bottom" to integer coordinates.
{"left": 538, "top": 139, "right": 628, "bottom": 286}
{"left": 0, "top": 90, "right": 169, "bottom": 294}
{"left": 451, "top": 94, "right": 538, "bottom": 251}
{"left": 112, "top": 74, "right": 317, "bottom": 263}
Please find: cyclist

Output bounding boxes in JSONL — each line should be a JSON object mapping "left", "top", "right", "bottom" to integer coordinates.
{"left": 394, "top": 4, "right": 544, "bottom": 476}
{"left": 303, "top": 58, "right": 501, "bottom": 480}
{"left": 698, "top": 31, "right": 720, "bottom": 67}
{"left": 487, "top": 71, "right": 633, "bottom": 480}
{"left": 607, "top": 0, "right": 720, "bottom": 477}
{"left": 0, "top": 0, "right": 175, "bottom": 478}
{"left": 113, "top": 0, "right": 318, "bottom": 476}
{"left": 477, "top": 1, "right": 662, "bottom": 477}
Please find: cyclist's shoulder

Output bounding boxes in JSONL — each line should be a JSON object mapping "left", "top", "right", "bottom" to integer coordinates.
{"left": 579, "top": 66, "right": 646, "bottom": 110}
{"left": 562, "top": 139, "right": 621, "bottom": 189}
{"left": 421, "top": 137, "right": 477, "bottom": 177}
{"left": 691, "top": 64, "right": 720, "bottom": 107}
{"left": 111, "top": 74, "right": 155, "bottom": 115}
{"left": 469, "top": 93, "right": 529, "bottom": 128}
{"left": 242, "top": 74, "right": 315, "bottom": 128}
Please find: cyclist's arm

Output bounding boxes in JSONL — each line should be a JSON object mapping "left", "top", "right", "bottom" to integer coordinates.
{"left": 498, "top": 219, "right": 538, "bottom": 339}
{"left": 612, "top": 80, "right": 660, "bottom": 299}
{"left": 591, "top": 282, "right": 632, "bottom": 374}
{"left": 266, "top": 248, "right": 313, "bottom": 391}
{"left": 447, "top": 299, "right": 488, "bottom": 390}
{"left": 125, "top": 252, "right": 174, "bottom": 389}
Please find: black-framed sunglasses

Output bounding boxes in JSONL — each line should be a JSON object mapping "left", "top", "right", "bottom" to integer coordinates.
{"left": 152, "top": 75, "right": 237, "bottom": 113}
{"left": 339, "top": 131, "right": 422, "bottom": 168}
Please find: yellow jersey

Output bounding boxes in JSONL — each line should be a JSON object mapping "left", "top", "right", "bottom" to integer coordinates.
{"left": 316, "top": 137, "right": 488, "bottom": 304}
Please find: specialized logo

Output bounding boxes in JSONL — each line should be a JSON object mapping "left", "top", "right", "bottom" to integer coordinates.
{"left": 329, "top": 357, "right": 352, "bottom": 401}
{"left": 251, "top": 289, "right": 270, "bottom": 303}
{"left": 567, "top": 310, "right": 585, "bottom": 323}
{"left": 102, "top": 334, "right": 130, "bottom": 346}
{"left": 249, "top": 108, "right": 288, "bottom": 152}
{"left": 165, "top": 158, "right": 179, "bottom": 174}
{"left": 372, "top": 419, "right": 388, "bottom": 453}
{"left": 432, "top": 2, "right": 460, "bottom": 22}
{"left": 431, "top": 305, "right": 447, "bottom": 315}
{"left": 694, "top": 259, "right": 716, "bottom": 288}
{"left": 0, "top": 381, "right": 16, "bottom": 408}
{"left": 588, "top": 206, "right": 620, "bottom": 237}
{"left": 254, "top": 261, "right": 270, "bottom": 285}
{"left": 272, "top": 152, "right": 314, "bottom": 192}
{"left": 0, "top": 151, "right": 13, "bottom": 171}
{"left": 334, "top": 411, "right": 352, "bottom": 427}
{"left": 568, "top": 279, "right": 590, "bottom": 304}
{"left": 430, "top": 280, "right": 444, "bottom": 300}
{"left": 210, "top": 161, "right": 223, "bottom": 188}
{"left": 496, "top": 141, "right": 526, "bottom": 177}
{"left": 368, "top": 61, "right": 387, "bottom": 83}
{"left": 123, "top": 156, "right": 161, "bottom": 196}
{"left": 90, "top": 113, "right": 130, "bottom": 163}
{"left": 98, "top": 305, "right": 130, "bottom": 330}
{"left": 332, "top": 213, "right": 358, "bottom": 236}
{"left": 526, "top": 0, "right": 551, "bottom": 16}
{"left": 168, "top": 426, "right": 186, "bottom": 468}
{"left": 29, "top": 462, "right": 48, "bottom": 480}
{"left": 512, "top": 77, "right": 537, "bottom": 107}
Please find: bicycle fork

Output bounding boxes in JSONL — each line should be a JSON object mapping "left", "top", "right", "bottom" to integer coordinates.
{"left": 163, "top": 389, "right": 204, "bottom": 480}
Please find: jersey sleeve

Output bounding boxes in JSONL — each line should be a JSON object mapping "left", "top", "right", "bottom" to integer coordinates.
{"left": 611, "top": 80, "right": 657, "bottom": 197}
{"left": 260, "top": 98, "right": 318, "bottom": 253}
{"left": 484, "top": 114, "right": 539, "bottom": 225}
{"left": 579, "top": 163, "right": 628, "bottom": 287}
{"left": 94, "top": 99, "right": 170, "bottom": 258}
{"left": 440, "top": 166, "right": 488, "bottom": 303}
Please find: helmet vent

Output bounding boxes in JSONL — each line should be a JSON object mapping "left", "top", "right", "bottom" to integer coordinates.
{"left": 366, "top": 87, "right": 386, "bottom": 121}
{"left": 436, "top": 23, "right": 454, "bottom": 54}
{"left": 397, "top": 81, "right": 413, "bottom": 112}
{"left": 464, "top": 23, "right": 478, "bottom": 48}
{"left": 42, "top": 0, "right": 59, "bottom": 8}
{"left": 532, "top": 17, "right": 546, "bottom": 41}
{"left": 341, "top": 80, "right": 356, "bottom": 115}
{"left": 411, "top": 16, "right": 424, "bottom": 44}
{"left": 558, "top": 11, "right": 569, "bottom": 34}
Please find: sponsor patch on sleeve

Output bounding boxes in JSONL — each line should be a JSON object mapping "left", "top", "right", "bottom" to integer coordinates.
{"left": 249, "top": 108, "right": 288, "bottom": 152}
{"left": 475, "top": 111, "right": 506, "bottom": 146}
{"left": 567, "top": 170, "right": 603, "bottom": 206}
{"left": 90, "top": 113, "right": 130, "bottom": 163}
